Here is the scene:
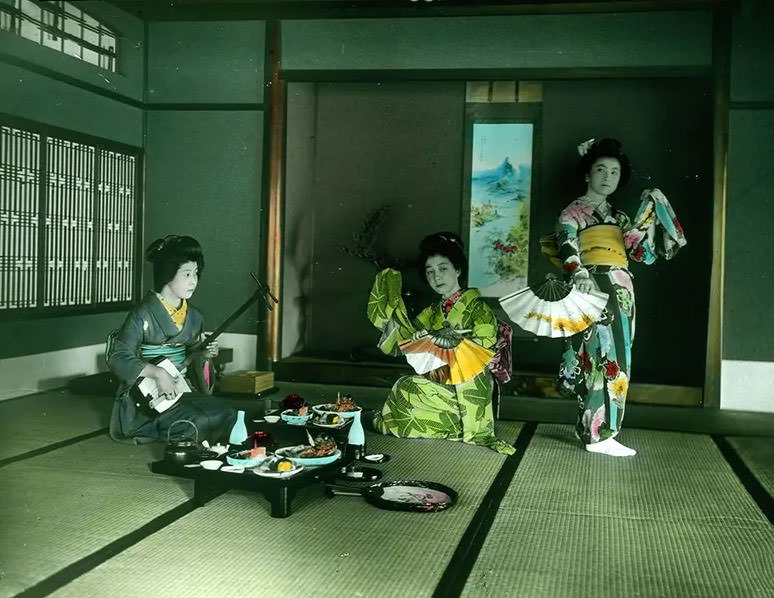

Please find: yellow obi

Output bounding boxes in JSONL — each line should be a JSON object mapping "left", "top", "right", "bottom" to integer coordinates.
{"left": 579, "top": 224, "right": 628, "bottom": 268}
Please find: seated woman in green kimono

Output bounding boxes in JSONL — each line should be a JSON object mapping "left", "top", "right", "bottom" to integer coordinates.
{"left": 107, "top": 235, "right": 236, "bottom": 444}
{"left": 367, "top": 232, "right": 515, "bottom": 455}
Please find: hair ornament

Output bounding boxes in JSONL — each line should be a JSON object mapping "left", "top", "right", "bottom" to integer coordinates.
{"left": 161, "top": 234, "right": 179, "bottom": 248}
{"left": 577, "top": 138, "right": 596, "bottom": 157}
{"left": 146, "top": 234, "right": 180, "bottom": 262}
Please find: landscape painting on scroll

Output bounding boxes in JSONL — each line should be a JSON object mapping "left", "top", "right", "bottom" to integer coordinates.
{"left": 467, "top": 122, "right": 533, "bottom": 297}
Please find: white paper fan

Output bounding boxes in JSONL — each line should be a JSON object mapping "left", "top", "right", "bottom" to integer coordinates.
{"left": 499, "top": 275, "right": 609, "bottom": 338}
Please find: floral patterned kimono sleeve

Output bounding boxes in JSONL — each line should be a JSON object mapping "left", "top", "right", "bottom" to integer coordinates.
{"left": 555, "top": 200, "right": 596, "bottom": 280}
{"left": 623, "top": 188, "right": 687, "bottom": 264}
{"left": 367, "top": 268, "right": 417, "bottom": 356}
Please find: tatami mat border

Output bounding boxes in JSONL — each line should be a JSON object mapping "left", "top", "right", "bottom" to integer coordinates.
{"left": 712, "top": 434, "right": 774, "bottom": 525}
{"left": 13, "top": 499, "right": 204, "bottom": 598}
{"left": 433, "top": 422, "right": 537, "bottom": 598}
{"left": 0, "top": 429, "right": 108, "bottom": 468}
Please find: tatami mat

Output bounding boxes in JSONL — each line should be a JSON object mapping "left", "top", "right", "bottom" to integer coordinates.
{"left": 10, "top": 434, "right": 166, "bottom": 476}
{"left": 0, "top": 391, "right": 112, "bottom": 461}
{"left": 48, "top": 426, "right": 522, "bottom": 598}
{"left": 728, "top": 435, "right": 774, "bottom": 498}
{"left": 0, "top": 440, "right": 188, "bottom": 598}
{"left": 463, "top": 511, "right": 774, "bottom": 598}
{"left": 461, "top": 424, "right": 774, "bottom": 598}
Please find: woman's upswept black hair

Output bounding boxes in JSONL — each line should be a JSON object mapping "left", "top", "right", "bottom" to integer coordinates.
{"left": 577, "top": 138, "right": 631, "bottom": 189}
{"left": 145, "top": 235, "right": 204, "bottom": 292}
{"left": 417, "top": 231, "right": 468, "bottom": 283}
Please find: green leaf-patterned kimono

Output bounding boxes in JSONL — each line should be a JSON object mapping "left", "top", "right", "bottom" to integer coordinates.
{"left": 367, "top": 269, "right": 515, "bottom": 455}
{"left": 555, "top": 188, "right": 686, "bottom": 444}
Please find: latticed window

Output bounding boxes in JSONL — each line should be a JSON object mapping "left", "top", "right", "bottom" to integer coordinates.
{"left": 0, "top": 118, "right": 142, "bottom": 313}
{"left": 0, "top": 0, "right": 118, "bottom": 72}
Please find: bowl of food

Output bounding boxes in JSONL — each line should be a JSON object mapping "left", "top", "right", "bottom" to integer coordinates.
{"left": 311, "top": 412, "right": 349, "bottom": 429}
{"left": 281, "top": 406, "right": 312, "bottom": 425}
{"left": 275, "top": 437, "right": 341, "bottom": 466}
{"left": 311, "top": 394, "right": 360, "bottom": 418}
{"left": 253, "top": 457, "right": 304, "bottom": 478}
{"left": 226, "top": 447, "right": 269, "bottom": 468}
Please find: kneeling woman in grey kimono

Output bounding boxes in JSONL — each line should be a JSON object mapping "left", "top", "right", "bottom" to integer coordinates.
{"left": 107, "top": 235, "right": 236, "bottom": 443}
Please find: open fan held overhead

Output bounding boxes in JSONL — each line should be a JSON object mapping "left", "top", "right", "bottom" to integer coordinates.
{"left": 399, "top": 324, "right": 495, "bottom": 385}
{"left": 498, "top": 274, "right": 609, "bottom": 338}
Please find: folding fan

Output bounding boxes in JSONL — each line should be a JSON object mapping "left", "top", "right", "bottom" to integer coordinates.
{"left": 498, "top": 275, "right": 609, "bottom": 338}
{"left": 399, "top": 326, "right": 495, "bottom": 385}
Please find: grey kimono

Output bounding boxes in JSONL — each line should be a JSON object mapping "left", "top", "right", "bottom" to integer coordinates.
{"left": 107, "top": 291, "right": 236, "bottom": 443}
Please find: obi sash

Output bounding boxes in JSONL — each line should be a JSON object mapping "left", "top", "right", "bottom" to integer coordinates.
{"left": 579, "top": 224, "right": 628, "bottom": 268}
{"left": 140, "top": 344, "right": 188, "bottom": 374}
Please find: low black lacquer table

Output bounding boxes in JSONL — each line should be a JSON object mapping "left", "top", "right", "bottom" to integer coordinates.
{"left": 150, "top": 455, "right": 350, "bottom": 518}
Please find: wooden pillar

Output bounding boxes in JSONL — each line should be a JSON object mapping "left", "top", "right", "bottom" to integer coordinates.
{"left": 265, "top": 21, "right": 285, "bottom": 363}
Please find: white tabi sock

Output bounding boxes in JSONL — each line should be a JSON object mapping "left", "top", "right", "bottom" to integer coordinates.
{"left": 585, "top": 437, "right": 637, "bottom": 457}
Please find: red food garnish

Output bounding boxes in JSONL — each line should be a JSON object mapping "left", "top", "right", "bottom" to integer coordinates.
{"left": 282, "top": 394, "right": 305, "bottom": 410}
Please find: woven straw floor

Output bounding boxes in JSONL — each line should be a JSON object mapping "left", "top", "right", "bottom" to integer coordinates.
{"left": 0, "top": 437, "right": 188, "bottom": 597}
{"left": 0, "top": 392, "right": 111, "bottom": 461}
{"left": 461, "top": 425, "right": 774, "bottom": 598}
{"left": 2, "top": 390, "right": 774, "bottom": 598}
{"left": 47, "top": 423, "right": 522, "bottom": 598}
{"left": 728, "top": 435, "right": 774, "bottom": 497}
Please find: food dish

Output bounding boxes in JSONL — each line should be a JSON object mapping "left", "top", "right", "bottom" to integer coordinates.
{"left": 220, "top": 465, "right": 244, "bottom": 473}
{"left": 199, "top": 459, "right": 223, "bottom": 470}
{"left": 226, "top": 448, "right": 271, "bottom": 468}
{"left": 311, "top": 394, "right": 360, "bottom": 418}
{"left": 275, "top": 445, "right": 342, "bottom": 466}
{"left": 253, "top": 458, "right": 305, "bottom": 478}
{"left": 368, "top": 480, "right": 457, "bottom": 512}
{"left": 263, "top": 415, "right": 280, "bottom": 424}
{"left": 311, "top": 413, "right": 349, "bottom": 429}
{"left": 281, "top": 408, "right": 312, "bottom": 425}
{"left": 363, "top": 453, "right": 386, "bottom": 462}
{"left": 311, "top": 404, "right": 360, "bottom": 418}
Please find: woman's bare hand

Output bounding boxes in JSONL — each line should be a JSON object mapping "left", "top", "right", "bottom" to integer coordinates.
{"left": 150, "top": 365, "right": 177, "bottom": 398}
{"left": 204, "top": 340, "right": 219, "bottom": 359}
{"left": 574, "top": 274, "right": 594, "bottom": 294}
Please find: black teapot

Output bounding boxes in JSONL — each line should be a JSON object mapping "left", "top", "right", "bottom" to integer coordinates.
{"left": 164, "top": 419, "right": 199, "bottom": 465}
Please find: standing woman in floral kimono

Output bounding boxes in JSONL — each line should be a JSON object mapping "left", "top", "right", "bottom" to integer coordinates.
{"left": 367, "top": 232, "right": 514, "bottom": 455}
{"left": 107, "top": 235, "right": 236, "bottom": 443}
{"left": 556, "top": 138, "right": 686, "bottom": 456}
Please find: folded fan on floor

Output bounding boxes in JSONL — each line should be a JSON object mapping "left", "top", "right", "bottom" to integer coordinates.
{"left": 399, "top": 325, "right": 495, "bottom": 385}
{"left": 498, "top": 275, "right": 608, "bottom": 338}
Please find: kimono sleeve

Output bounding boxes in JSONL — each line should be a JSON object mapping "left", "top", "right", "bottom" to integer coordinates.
{"left": 107, "top": 310, "right": 147, "bottom": 386}
{"left": 555, "top": 200, "right": 595, "bottom": 280}
{"left": 366, "top": 268, "right": 417, "bottom": 356}
{"left": 624, "top": 188, "right": 687, "bottom": 264}
{"left": 462, "top": 295, "right": 498, "bottom": 350}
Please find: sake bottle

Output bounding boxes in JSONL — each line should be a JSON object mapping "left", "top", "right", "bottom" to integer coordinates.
{"left": 347, "top": 409, "right": 365, "bottom": 461}
{"left": 229, "top": 409, "right": 248, "bottom": 444}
